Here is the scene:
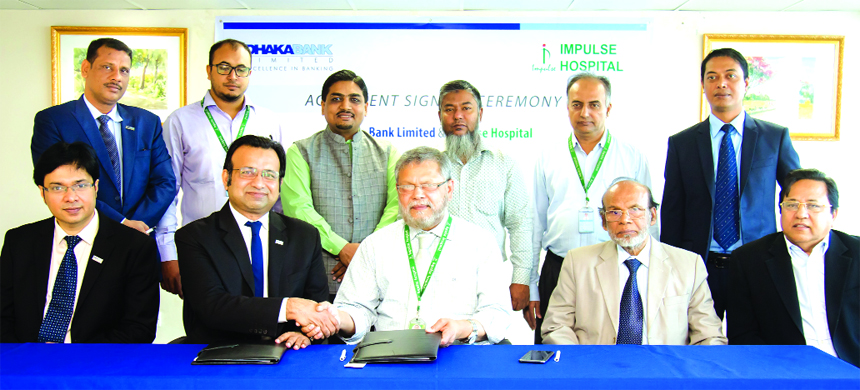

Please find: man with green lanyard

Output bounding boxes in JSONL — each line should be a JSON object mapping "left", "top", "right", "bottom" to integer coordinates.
{"left": 156, "top": 39, "right": 286, "bottom": 298}
{"left": 528, "top": 73, "right": 652, "bottom": 343}
{"left": 281, "top": 70, "right": 399, "bottom": 303}
{"left": 299, "top": 147, "right": 511, "bottom": 346}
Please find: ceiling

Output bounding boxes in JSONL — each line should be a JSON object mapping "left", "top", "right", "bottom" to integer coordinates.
{"left": 1, "top": 0, "right": 858, "bottom": 11}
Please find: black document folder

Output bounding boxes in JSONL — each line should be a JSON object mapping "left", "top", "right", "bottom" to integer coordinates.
{"left": 192, "top": 342, "right": 288, "bottom": 365}
{"left": 350, "top": 329, "right": 442, "bottom": 363}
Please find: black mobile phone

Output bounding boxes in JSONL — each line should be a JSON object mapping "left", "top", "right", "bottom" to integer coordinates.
{"left": 518, "top": 350, "right": 555, "bottom": 364}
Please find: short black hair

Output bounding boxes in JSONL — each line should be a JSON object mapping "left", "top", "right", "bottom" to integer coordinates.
{"left": 223, "top": 135, "right": 286, "bottom": 184}
{"left": 33, "top": 142, "right": 100, "bottom": 187}
{"left": 209, "top": 39, "right": 253, "bottom": 67}
{"left": 438, "top": 80, "right": 482, "bottom": 110}
{"left": 566, "top": 72, "right": 612, "bottom": 105}
{"left": 701, "top": 48, "right": 749, "bottom": 82}
{"left": 321, "top": 69, "right": 368, "bottom": 103}
{"left": 780, "top": 168, "right": 839, "bottom": 214}
{"left": 86, "top": 38, "right": 133, "bottom": 65}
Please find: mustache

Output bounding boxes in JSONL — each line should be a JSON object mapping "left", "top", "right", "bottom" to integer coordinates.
{"left": 409, "top": 200, "right": 431, "bottom": 209}
{"left": 105, "top": 82, "right": 123, "bottom": 91}
{"left": 337, "top": 110, "right": 354, "bottom": 116}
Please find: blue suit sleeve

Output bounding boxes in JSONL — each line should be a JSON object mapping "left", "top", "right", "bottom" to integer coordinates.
{"left": 128, "top": 119, "right": 177, "bottom": 227}
{"left": 775, "top": 128, "right": 801, "bottom": 190}
{"left": 661, "top": 136, "right": 685, "bottom": 247}
{"left": 31, "top": 110, "right": 62, "bottom": 167}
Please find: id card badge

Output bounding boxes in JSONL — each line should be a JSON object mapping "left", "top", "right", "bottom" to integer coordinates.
{"left": 578, "top": 207, "right": 595, "bottom": 233}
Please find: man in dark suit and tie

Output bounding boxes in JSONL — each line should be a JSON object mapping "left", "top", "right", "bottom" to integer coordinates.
{"left": 661, "top": 48, "right": 801, "bottom": 319}
{"left": 177, "top": 135, "right": 334, "bottom": 347}
{"left": 1, "top": 142, "right": 160, "bottom": 343}
{"left": 729, "top": 168, "right": 858, "bottom": 367}
{"left": 31, "top": 38, "right": 175, "bottom": 266}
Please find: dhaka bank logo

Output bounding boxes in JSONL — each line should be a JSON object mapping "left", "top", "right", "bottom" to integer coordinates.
{"left": 542, "top": 44, "right": 550, "bottom": 64}
{"left": 247, "top": 44, "right": 333, "bottom": 55}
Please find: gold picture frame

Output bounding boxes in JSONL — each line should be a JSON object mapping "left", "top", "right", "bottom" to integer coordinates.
{"left": 701, "top": 34, "right": 844, "bottom": 141}
{"left": 51, "top": 26, "right": 187, "bottom": 122}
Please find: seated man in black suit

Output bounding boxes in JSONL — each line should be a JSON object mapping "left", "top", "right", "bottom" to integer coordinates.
{"left": 1, "top": 142, "right": 160, "bottom": 343}
{"left": 730, "top": 168, "right": 859, "bottom": 367}
{"left": 177, "top": 135, "right": 334, "bottom": 348}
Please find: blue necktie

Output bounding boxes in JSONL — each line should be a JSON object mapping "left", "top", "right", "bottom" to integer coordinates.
{"left": 714, "top": 124, "right": 740, "bottom": 251}
{"left": 617, "top": 258, "right": 643, "bottom": 345}
{"left": 38, "top": 235, "right": 82, "bottom": 343}
{"left": 245, "top": 221, "right": 264, "bottom": 297}
{"left": 97, "top": 115, "right": 122, "bottom": 187}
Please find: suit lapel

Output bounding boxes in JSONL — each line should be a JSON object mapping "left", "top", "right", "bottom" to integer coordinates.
{"left": 116, "top": 104, "right": 138, "bottom": 197}
{"left": 217, "top": 205, "right": 256, "bottom": 293}
{"left": 78, "top": 214, "right": 112, "bottom": 306}
{"left": 695, "top": 121, "right": 715, "bottom": 200}
{"left": 765, "top": 234, "right": 803, "bottom": 334}
{"left": 739, "top": 116, "right": 758, "bottom": 196}
{"left": 647, "top": 242, "right": 671, "bottom": 332}
{"left": 596, "top": 242, "right": 620, "bottom": 333}
{"left": 29, "top": 219, "right": 56, "bottom": 330}
{"left": 74, "top": 97, "right": 120, "bottom": 192}
{"left": 267, "top": 214, "right": 288, "bottom": 296}
{"left": 824, "top": 232, "right": 851, "bottom": 334}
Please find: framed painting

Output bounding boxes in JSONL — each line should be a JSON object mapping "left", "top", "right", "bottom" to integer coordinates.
{"left": 51, "top": 26, "right": 187, "bottom": 121}
{"left": 701, "top": 34, "right": 844, "bottom": 141}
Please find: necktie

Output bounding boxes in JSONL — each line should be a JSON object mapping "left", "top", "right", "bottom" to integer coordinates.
{"left": 617, "top": 258, "right": 643, "bottom": 345}
{"left": 38, "top": 235, "right": 82, "bottom": 343}
{"left": 97, "top": 115, "right": 122, "bottom": 187}
{"left": 245, "top": 221, "right": 264, "bottom": 297}
{"left": 714, "top": 124, "right": 740, "bottom": 250}
{"left": 416, "top": 233, "right": 434, "bottom": 264}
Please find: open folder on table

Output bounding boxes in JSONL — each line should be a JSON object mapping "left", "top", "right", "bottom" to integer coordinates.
{"left": 192, "top": 342, "right": 288, "bottom": 365}
{"left": 350, "top": 329, "right": 442, "bottom": 363}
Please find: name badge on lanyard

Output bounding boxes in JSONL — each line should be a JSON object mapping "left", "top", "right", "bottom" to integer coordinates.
{"left": 568, "top": 132, "right": 612, "bottom": 234}
{"left": 579, "top": 207, "right": 595, "bottom": 233}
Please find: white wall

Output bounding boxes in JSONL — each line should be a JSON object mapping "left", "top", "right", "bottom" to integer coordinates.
{"left": 1, "top": 9, "right": 857, "bottom": 343}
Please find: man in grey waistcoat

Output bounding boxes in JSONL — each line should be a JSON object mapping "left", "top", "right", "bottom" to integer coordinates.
{"left": 282, "top": 69, "right": 399, "bottom": 302}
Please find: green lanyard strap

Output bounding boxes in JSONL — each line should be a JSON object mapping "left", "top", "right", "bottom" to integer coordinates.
{"left": 201, "top": 100, "right": 250, "bottom": 153}
{"left": 568, "top": 132, "right": 612, "bottom": 205}
{"left": 403, "top": 215, "right": 453, "bottom": 315}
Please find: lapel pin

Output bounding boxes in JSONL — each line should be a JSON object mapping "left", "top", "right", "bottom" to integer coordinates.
{"left": 92, "top": 255, "right": 104, "bottom": 264}
{"left": 275, "top": 240, "right": 284, "bottom": 246}
{"left": 125, "top": 125, "right": 135, "bottom": 131}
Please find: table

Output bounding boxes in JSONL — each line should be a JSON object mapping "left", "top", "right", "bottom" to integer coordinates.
{"left": 1, "top": 343, "right": 858, "bottom": 389}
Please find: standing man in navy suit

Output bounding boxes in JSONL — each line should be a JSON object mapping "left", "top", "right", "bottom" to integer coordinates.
{"left": 661, "top": 48, "right": 801, "bottom": 319}
{"left": 31, "top": 38, "right": 175, "bottom": 256}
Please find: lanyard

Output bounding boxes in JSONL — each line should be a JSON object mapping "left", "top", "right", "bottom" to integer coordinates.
{"left": 403, "top": 215, "right": 452, "bottom": 315}
{"left": 568, "top": 132, "right": 612, "bottom": 206}
{"left": 201, "top": 100, "right": 250, "bottom": 153}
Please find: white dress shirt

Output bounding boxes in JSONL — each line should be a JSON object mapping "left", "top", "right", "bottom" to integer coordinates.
{"left": 334, "top": 215, "right": 512, "bottom": 344}
{"left": 155, "top": 91, "right": 286, "bottom": 261}
{"left": 785, "top": 234, "right": 837, "bottom": 357}
{"left": 616, "top": 237, "right": 652, "bottom": 344}
{"left": 44, "top": 213, "right": 99, "bottom": 343}
{"left": 707, "top": 111, "right": 745, "bottom": 254}
{"left": 83, "top": 96, "right": 123, "bottom": 196}
{"left": 531, "top": 130, "right": 652, "bottom": 300}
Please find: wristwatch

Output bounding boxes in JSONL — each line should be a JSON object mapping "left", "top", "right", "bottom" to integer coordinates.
{"left": 465, "top": 319, "right": 478, "bottom": 344}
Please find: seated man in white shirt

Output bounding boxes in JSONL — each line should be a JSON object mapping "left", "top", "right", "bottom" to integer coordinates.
{"left": 730, "top": 168, "right": 859, "bottom": 367}
{"left": 541, "top": 179, "right": 725, "bottom": 345}
{"left": 293, "top": 146, "right": 512, "bottom": 346}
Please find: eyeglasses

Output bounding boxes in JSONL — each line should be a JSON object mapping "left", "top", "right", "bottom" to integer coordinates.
{"left": 601, "top": 207, "right": 648, "bottom": 222}
{"left": 42, "top": 182, "right": 95, "bottom": 194}
{"left": 780, "top": 201, "right": 831, "bottom": 213}
{"left": 211, "top": 62, "right": 251, "bottom": 77}
{"left": 396, "top": 180, "right": 449, "bottom": 194}
{"left": 233, "top": 167, "right": 279, "bottom": 182}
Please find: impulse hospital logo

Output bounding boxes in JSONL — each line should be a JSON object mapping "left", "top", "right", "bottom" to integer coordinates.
{"left": 542, "top": 44, "right": 550, "bottom": 64}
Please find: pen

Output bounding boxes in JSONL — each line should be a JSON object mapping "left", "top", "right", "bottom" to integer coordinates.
{"left": 340, "top": 349, "right": 346, "bottom": 361}
{"left": 145, "top": 228, "right": 154, "bottom": 235}
{"left": 554, "top": 350, "right": 561, "bottom": 362}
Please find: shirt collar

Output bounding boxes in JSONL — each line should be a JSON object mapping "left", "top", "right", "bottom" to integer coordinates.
{"left": 228, "top": 202, "right": 269, "bottom": 232}
{"left": 616, "top": 235, "right": 652, "bottom": 268}
{"left": 785, "top": 231, "right": 831, "bottom": 265}
{"left": 202, "top": 90, "right": 254, "bottom": 114}
{"left": 324, "top": 125, "right": 362, "bottom": 144}
{"left": 408, "top": 212, "right": 452, "bottom": 241}
{"left": 83, "top": 94, "right": 122, "bottom": 124}
{"left": 709, "top": 110, "right": 745, "bottom": 139}
{"left": 53, "top": 211, "right": 99, "bottom": 248}
{"left": 572, "top": 129, "right": 609, "bottom": 153}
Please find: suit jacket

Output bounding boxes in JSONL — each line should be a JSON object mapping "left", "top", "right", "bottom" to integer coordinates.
{"left": 661, "top": 115, "right": 800, "bottom": 261}
{"left": 0, "top": 212, "right": 160, "bottom": 343}
{"left": 31, "top": 96, "right": 176, "bottom": 227}
{"left": 177, "top": 203, "right": 329, "bottom": 344}
{"left": 729, "top": 230, "right": 859, "bottom": 367}
{"left": 541, "top": 239, "right": 726, "bottom": 345}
